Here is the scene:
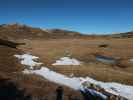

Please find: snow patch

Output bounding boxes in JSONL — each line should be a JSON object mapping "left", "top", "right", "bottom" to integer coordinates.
{"left": 52, "top": 57, "right": 81, "bottom": 65}
{"left": 82, "top": 88, "right": 107, "bottom": 100}
{"left": 23, "top": 67, "right": 82, "bottom": 90}
{"left": 80, "top": 77, "right": 133, "bottom": 100}
{"left": 23, "top": 67, "right": 133, "bottom": 99}
{"left": 14, "top": 54, "right": 43, "bottom": 69}
{"left": 14, "top": 53, "right": 133, "bottom": 100}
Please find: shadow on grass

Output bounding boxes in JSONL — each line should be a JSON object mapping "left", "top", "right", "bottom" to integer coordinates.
{"left": 0, "top": 78, "right": 31, "bottom": 100}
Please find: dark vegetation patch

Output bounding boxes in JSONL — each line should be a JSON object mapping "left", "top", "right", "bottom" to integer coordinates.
{"left": 0, "top": 38, "right": 25, "bottom": 48}
{"left": 98, "top": 44, "right": 109, "bottom": 48}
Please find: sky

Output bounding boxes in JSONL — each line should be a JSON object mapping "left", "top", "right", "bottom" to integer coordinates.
{"left": 0, "top": 0, "right": 133, "bottom": 34}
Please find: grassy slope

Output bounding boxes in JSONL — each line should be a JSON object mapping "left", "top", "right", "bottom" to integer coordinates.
{"left": 0, "top": 45, "right": 83, "bottom": 99}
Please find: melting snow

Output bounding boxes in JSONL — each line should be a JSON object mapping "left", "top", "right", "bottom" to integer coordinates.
{"left": 15, "top": 54, "right": 133, "bottom": 100}
{"left": 80, "top": 77, "right": 133, "bottom": 100}
{"left": 23, "top": 67, "right": 82, "bottom": 90}
{"left": 14, "top": 54, "right": 43, "bottom": 69}
{"left": 52, "top": 57, "right": 81, "bottom": 65}
{"left": 82, "top": 88, "right": 107, "bottom": 100}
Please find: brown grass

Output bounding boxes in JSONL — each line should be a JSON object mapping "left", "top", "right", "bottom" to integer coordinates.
{"left": 12, "top": 73, "right": 83, "bottom": 99}
{"left": 1, "top": 38, "right": 132, "bottom": 99}
{"left": 0, "top": 45, "right": 83, "bottom": 99}
{"left": 19, "top": 38, "right": 133, "bottom": 85}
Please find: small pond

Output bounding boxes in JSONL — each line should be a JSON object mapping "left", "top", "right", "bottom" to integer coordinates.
{"left": 95, "top": 55, "right": 118, "bottom": 64}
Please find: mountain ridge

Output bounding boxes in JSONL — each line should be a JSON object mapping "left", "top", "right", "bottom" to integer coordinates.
{"left": 0, "top": 23, "right": 82, "bottom": 40}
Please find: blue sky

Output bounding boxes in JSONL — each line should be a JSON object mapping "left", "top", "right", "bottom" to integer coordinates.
{"left": 0, "top": 0, "right": 133, "bottom": 34}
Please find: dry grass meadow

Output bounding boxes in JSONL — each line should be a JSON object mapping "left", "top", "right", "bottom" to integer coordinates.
{"left": 19, "top": 38, "right": 133, "bottom": 85}
{"left": 0, "top": 24, "right": 133, "bottom": 99}
{"left": 0, "top": 45, "right": 83, "bottom": 99}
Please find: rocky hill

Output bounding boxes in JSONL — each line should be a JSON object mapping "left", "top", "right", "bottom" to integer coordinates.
{"left": 0, "top": 24, "right": 82, "bottom": 40}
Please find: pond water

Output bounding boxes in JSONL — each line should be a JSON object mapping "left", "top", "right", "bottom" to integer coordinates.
{"left": 95, "top": 55, "right": 118, "bottom": 64}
